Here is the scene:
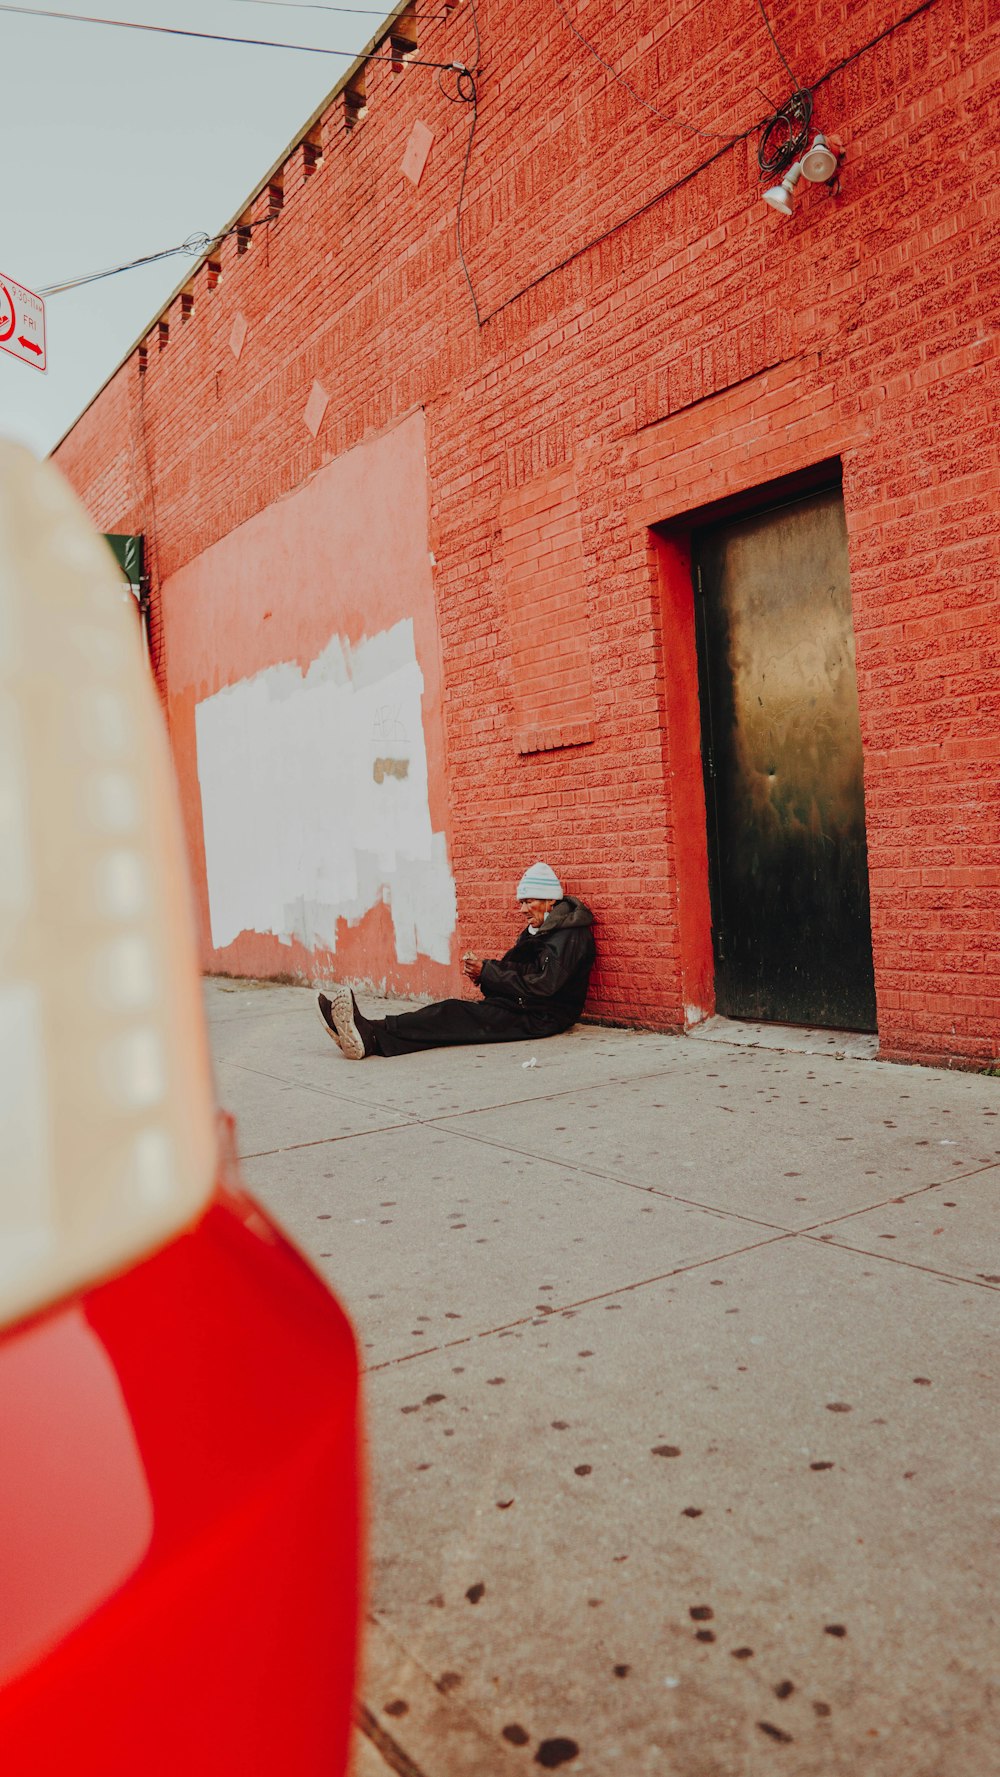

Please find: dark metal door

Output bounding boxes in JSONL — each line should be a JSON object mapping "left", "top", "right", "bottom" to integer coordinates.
{"left": 694, "top": 486, "right": 877, "bottom": 1031}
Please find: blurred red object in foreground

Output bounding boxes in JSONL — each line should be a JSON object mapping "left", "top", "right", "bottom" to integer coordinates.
{"left": 0, "top": 442, "right": 363, "bottom": 1775}
{"left": 0, "top": 1165, "right": 362, "bottom": 1777}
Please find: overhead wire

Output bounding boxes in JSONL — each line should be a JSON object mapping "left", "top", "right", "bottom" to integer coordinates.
{"left": 483, "top": 0, "right": 940, "bottom": 326}
{"left": 227, "top": 0, "right": 453, "bottom": 17}
{"left": 38, "top": 218, "right": 275, "bottom": 296}
{"left": 31, "top": 0, "right": 483, "bottom": 316}
{"left": 0, "top": 3, "right": 471, "bottom": 72}
{"left": 754, "top": 0, "right": 801, "bottom": 92}
{"left": 450, "top": 72, "right": 480, "bottom": 325}
{"left": 553, "top": 0, "right": 802, "bottom": 109}
{"left": 810, "top": 0, "right": 935, "bottom": 91}
{"left": 437, "top": 0, "right": 480, "bottom": 322}
{"left": 479, "top": 121, "right": 756, "bottom": 330}
{"left": 550, "top": 0, "right": 740, "bottom": 143}
{"left": 22, "top": 0, "right": 938, "bottom": 339}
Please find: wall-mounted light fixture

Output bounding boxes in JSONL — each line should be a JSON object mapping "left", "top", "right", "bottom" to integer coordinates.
{"left": 763, "top": 161, "right": 803, "bottom": 217}
{"left": 800, "top": 132, "right": 840, "bottom": 183}
{"left": 758, "top": 91, "right": 845, "bottom": 219}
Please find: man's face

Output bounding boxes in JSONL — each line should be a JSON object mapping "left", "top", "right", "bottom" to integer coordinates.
{"left": 518, "top": 896, "right": 556, "bottom": 927}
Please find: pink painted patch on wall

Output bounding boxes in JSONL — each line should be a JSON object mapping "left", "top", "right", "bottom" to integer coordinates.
{"left": 401, "top": 121, "right": 434, "bottom": 187}
{"left": 303, "top": 380, "right": 329, "bottom": 438}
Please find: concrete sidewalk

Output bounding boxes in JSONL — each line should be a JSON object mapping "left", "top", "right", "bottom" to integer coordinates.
{"left": 206, "top": 980, "right": 1000, "bottom": 1777}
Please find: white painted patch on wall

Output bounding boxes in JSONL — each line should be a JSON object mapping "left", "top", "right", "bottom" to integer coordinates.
{"left": 195, "top": 617, "right": 456, "bottom": 964}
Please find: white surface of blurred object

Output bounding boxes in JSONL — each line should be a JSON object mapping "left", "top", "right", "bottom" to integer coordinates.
{"left": 0, "top": 442, "right": 216, "bottom": 1329}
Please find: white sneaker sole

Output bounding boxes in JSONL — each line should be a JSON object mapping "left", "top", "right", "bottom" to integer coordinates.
{"left": 329, "top": 987, "right": 366, "bottom": 1060}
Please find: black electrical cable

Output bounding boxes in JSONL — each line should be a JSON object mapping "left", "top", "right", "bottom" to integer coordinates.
{"left": 228, "top": 0, "right": 455, "bottom": 18}
{"left": 453, "top": 79, "right": 480, "bottom": 325}
{"left": 551, "top": 0, "right": 740, "bottom": 144}
{"left": 38, "top": 13, "right": 484, "bottom": 320}
{"left": 810, "top": 0, "right": 936, "bottom": 92}
{"left": 480, "top": 127, "right": 752, "bottom": 329}
{"left": 438, "top": 0, "right": 481, "bottom": 323}
{"left": 754, "top": 0, "right": 938, "bottom": 175}
{"left": 0, "top": 3, "right": 471, "bottom": 72}
{"left": 754, "top": 0, "right": 800, "bottom": 91}
{"left": 756, "top": 88, "right": 812, "bottom": 176}
{"left": 39, "top": 216, "right": 275, "bottom": 296}
{"left": 482, "top": 0, "right": 939, "bottom": 328}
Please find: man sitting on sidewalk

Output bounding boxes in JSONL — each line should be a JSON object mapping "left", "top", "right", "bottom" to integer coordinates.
{"left": 317, "top": 862, "right": 595, "bottom": 1060}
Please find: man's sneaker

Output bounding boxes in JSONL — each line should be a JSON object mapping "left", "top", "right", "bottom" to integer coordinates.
{"left": 327, "top": 986, "right": 370, "bottom": 1060}
{"left": 317, "top": 992, "right": 343, "bottom": 1049}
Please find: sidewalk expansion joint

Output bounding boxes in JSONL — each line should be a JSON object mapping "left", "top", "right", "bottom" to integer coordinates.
{"left": 417, "top": 1120, "right": 796, "bottom": 1234}
{"left": 406, "top": 1062, "right": 720, "bottom": 1121}
{"left": 793, "top": 1156, "right": 1000, "bottom": 1236}
{"left": 358, "top": 1614, "right": 522, "bottom": 1777}
{"left": 226, "top": 1051, "right": 729, "bottom": 1129}
{"left": 364, "top": 1233, "right": 794, "bottom": 1373}
{"left": 355, "top": 1704, "right": 429, "bottom": 1777}
{"left": 223, "top": 1058, "right": 420, "bottom": 1119}
{"left": 798, "top": 1231, "right": 1000, "bottom": 1291}
{"left": 239, "top": 1121, "right": 419, "bottom": 1161}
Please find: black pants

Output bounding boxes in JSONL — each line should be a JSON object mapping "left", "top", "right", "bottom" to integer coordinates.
{"left": 367, "top": 996, "right": 558, "bottom": 1057}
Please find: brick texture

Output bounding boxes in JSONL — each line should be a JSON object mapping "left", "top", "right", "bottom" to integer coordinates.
{"left": 54, "top": 0, "right": 1000, "bottom": 1066}
{"left": 501, "top": 463, "right": 595, "bottom": 753}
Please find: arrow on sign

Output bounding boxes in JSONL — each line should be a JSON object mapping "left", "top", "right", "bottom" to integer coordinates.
{"left": 18, "top": 337, "right": 42, "bottom": 355}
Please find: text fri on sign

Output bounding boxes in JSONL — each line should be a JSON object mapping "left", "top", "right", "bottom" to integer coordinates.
{"left": 0, "top": 275, "right": 47, "bottom": 373}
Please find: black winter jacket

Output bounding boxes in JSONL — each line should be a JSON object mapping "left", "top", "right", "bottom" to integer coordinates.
{"left": 478, "top": 897, "right": 596, "bottom": 1035}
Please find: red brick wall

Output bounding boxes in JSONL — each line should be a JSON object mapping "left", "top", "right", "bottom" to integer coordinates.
{"left": 54, "top": 0, "right": 1000, "bottom": 1066}
{"left": 500, "top": 463, "right": 596, "bottom": 753}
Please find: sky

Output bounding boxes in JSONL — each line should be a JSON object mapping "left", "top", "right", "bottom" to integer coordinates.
{"left": 0, "top": 0, "right": 393, "bottom": 456}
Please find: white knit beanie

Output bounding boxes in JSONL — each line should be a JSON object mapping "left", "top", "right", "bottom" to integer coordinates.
{"left": 516, "top": 861, "right": 563, "bottom": 900}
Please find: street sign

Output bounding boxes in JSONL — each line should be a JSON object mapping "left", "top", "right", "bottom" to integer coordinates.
{"left": 0, "top": 273, "right": 47, "bottom": 372}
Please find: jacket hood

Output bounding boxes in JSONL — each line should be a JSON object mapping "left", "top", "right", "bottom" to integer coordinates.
{"left": 539, "top": 896, "right": 594, "bottom": 933}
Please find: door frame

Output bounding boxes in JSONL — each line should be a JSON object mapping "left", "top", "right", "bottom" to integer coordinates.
{"left": 650, "top": 457, "right": 858, "bottom": 1031}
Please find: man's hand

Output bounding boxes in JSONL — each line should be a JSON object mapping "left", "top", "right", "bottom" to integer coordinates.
{"left": 462, "top": 952, "right": 483, "bottom": 983}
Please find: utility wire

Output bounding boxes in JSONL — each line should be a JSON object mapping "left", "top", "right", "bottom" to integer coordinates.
{"left": 811, "top": 0, "right": 935, "bottom": 91}
{"left": 551, "top": 0, "right": 740, "bottom": 143}
{"left": 32, "top": 0, "right": 482, "bottom": 315}
{"left": 480, "top": 124, "right": 753, "bottom": 329}
{"left": 228, "top": 0, "right": 454, "bottom": 17}
{"left": 484, "top": 0, "right": 939, "bottom": 327}
{"left": 451, "top": 71, "right": 480, "bottom": 324}
{"left": 38, "top": 218, "right": 274, "bottom": 296}
{"left": 0, "top": 3, "right": 470, "bottom": 71}
{"left": 437, "top": 0, "right": 480, "bottom": 321}
{"left": 754, "top": 0, "right": 800, "bottom": 91}
{"left": 36, "top": 33, "right": 483, "bottom": 321}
